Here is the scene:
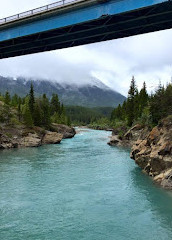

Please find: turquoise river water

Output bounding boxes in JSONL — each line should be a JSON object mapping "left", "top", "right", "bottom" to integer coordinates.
{"left": 0, "top": 129, "right": 172, "bottom": 240}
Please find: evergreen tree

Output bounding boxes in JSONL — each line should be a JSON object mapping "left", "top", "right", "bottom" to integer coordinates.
{"left": 4, "top": 91, "right": 11, "bottom": 105}
{"left": 50, "top": 93, "right": 60, "bottom": 115}
{"left": 150, "top": 82, "right": 172, "bottom": 124}
{"left": 134, "top": 88, "right": 140, "bottom": 120}
{"left": 29, "top": 83, "right": 35, "bottom": 118}
{"left": 41, "top": 94, "right": 51, "bottom": 128}
{"left": 33, "top": 101, "right": 42, "bottom": 126}
{"left": 11, "top": 94, "right": 19, "bottom": 107}
{"left": 67, "top": 116, "right": 71, "bottom": 126}
{"left": 23, "top": 103, "right": 33, "bottom": 127}
{"left": 127, "top": 76, "right": 138, "bottom": 126}
{"left": 17, "top": 97, "right": 22, "bottom": 122}
{"left": 139, "top": 82, "right": 148, "bottom": 117}
{"left": 164, "top": 82, "right": 172, "bottom": 116}
{"left": 51, "top": 112, "right": 60, "bottom": 124}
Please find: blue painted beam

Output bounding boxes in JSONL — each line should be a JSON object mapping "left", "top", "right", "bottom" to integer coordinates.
{"left": 0, "top": 0, "right": 171, "bottom": 59}
{"left": 0, "top": 0, "right": 166, "bottom": 42}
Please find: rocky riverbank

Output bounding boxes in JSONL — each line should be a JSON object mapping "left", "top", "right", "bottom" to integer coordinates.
{"left": 0, "top": 124, "right": 76, "bottom": 150}
{"left": 108, "top": 116, "right": 172, "bottom": 189}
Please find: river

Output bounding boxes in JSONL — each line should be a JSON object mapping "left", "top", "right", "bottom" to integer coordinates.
{"left": 0, "top": 129, "right": 172, "bottom": 240}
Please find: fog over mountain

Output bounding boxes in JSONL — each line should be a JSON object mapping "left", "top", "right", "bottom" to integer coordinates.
{"left": 0, "top": 76, "right": 125, "bottom": 107}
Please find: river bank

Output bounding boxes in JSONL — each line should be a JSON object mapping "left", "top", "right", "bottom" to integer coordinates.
{"left": 0, "top": 123, "right": 76, "bottom": 149}
{"left": 108, "top": 116, "right": 172, "bottom": 189}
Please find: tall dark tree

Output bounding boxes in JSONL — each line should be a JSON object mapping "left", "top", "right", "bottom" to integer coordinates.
{"left": 150, "top": 82, "right": 172, "bottom": 124}
{"left": 29, "top": 83, "right": 35, "bottom": 118}
{"left": 139, "top": 82, "right": 149, "bottom": 117}
{"left": 33, "top": 101, "right": 42, "bottom": 126}
{"left": 41, "top": 94, "right": 51, "bottom": 128}
{"left": 23, "top": 103, "right": 33, "bottom": 127}
{"left": 17, "top": 97, "right": 22, "bottom": 122}
{"left": 50, "top": 93, "right": 60, "bottom": 115}
{"left": 11, "top": 94, "right": 19, "bottom": 107}
{"left": 4, "top": 91, "right": 11, "bottom": 105}
{"left": 127, "top": 76, "right": 138, "bottom": 126}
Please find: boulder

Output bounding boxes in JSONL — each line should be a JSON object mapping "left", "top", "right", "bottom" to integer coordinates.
{"left": 108, "top": 135, "right": 122, "bottom": 146}
{"left": 42, "top": 131, "right": 63, "bottom": 144}
{"left": 161, "top": 169, "right": 172, "bottom": 189}
{"left": 21, "top": 133, "right": 41, "bottom": 147}
{"left": 0, "top": 133, "right": 18, "bottom": 149}
{"left": 51, "top": 124, "right": 76, "bottom": 139}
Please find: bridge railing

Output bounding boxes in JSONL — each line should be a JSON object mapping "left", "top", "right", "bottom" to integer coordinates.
{"left": 0, "top": 0, "right": 84, "bottom": 25}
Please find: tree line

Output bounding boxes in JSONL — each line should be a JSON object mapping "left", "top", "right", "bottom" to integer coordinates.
{"left": 0, "top": 83, "right": 70, "bottom": 128}
{"left": 111, "top": 76, "right": 172, "bottom": 127}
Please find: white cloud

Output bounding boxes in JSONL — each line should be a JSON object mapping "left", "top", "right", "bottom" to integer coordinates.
{"left": 0, "top": 0, "right": 172, "bottom": 96}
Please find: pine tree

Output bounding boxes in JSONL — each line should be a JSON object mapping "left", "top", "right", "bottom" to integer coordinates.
{"left": 11, "top": 94, "right": 19, "bottom": 107}
{"left": 139, "top": 82, "right": 148, "bottom": 117}
{"left": 17, "top": 97, "right": 22, "bottom": 122}
{"left": 41, "top": 94, "right": 51, "bottom": 128}
{"left": 29, "top": 83, "right": 35, "bottom": 118}
{"left": 150, "top": 82, "right": 172, "bottom": 124}
{"left": 127, "top": 76, "right": 138, "bottom": 126}
{"left": 51, "top": 112, "right": 60, "bottom": 124}
{"left": 23, "top": 103, "right": 33, "bottom": 127}
{"left": 67, "top": 116, "right": 71, "bottom": 126}
{"left": 33, "top": 101, "right": 42, "bottom": 126}
{"left": 164, "top": 82, "right": 172, "bottom": 116}
{"left": 4, "top": 91, "right": 11, "bottom": 105}
{"left": 50, "top": 93, "right": 60, "bottom": 115}
{"left": 150, "top": 82, "right": 164, "bottom": 124}
{"left": 134, "top": 88, "right": 139, "bottom": 120}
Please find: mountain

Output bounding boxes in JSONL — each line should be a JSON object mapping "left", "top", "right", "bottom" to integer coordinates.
{"left": 0, "top": 76, "right": 126, "bottom": 107}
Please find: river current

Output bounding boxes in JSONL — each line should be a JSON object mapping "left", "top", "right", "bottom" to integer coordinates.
{"left": 0, "top": 129, "right": 172, "bottom": 240}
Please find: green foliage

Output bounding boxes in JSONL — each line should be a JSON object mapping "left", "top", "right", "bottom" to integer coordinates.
{"left": 23, "top": 102, "right": 33, "bottom": 128}
{"left": 5, "top": 132, "right": 12, "bottom": 138}
{"left": 0, "top": 84, "right": 71, "bottom": 129}
{"left": 11, "top": 94, "right": 19, "bottom": 107}
{"left": 65, "top": 106, "right": 112, "bottom": 125}
{"left": 88, "top": 117, "right": 111, "bottom": 129}
{"left": 50, "top": 94, "right": 60, "bottom": 115}
{"left": 10, "top": 117, "right": 21, "bottom": 126}
{"left": 4, "top": 91, "right": 11, "bottom": 105}
{"left": 33, "top": 101, "right": 42, "bottom": 127}
{"left": 111, "top": 78, "right": 172, "bottom": 128}
{"left": 0, "top": 104, "right": 12, "bottom": 124}
{"left": 127, "top": 76, "right": 138, "bottom": 126}
{"left": 17, "top": 97, "right": 22, "bottom": 122}
{"left": 150, "top": 82, "right": 172, "bottom": 124}
{"left": 51, "top": 112, "right": 60, "bottom": 124}
{"left": 0, "top": 95, "right": 4, "bottom": 101}
{"left": 41, "top": 94, "right": 51, "bottom": 128}
{"left": 29, "top": 83, "right": 35, "bottom": 118}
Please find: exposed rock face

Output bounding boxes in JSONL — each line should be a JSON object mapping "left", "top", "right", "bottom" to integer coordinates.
{"left": 42, "top": 131, "right": 63, "bottom": 144}
{"left": 0, "top": 123, "right": 74, "bottom": 150}
{"left": 0, "top": 133, "right": 18, "bottom": 149}
{"left": 108, "top": 135, "right": 122, "bottom": 146}
{"left": 108, "top": 116, "right": 172, "bottom": 189}
{"left": 131, "top": 116, "right": 172, "bottom": 189}
{"left": 108, "top": 124, "right": 150, "bottom": 147}
{"left": 154, "top": 169, "right": 172, "bottom": 189}
{"left": 20, "top": 133, "right": 42, "bottom": 148}
{"left": 51, "top": 124, "right": 76, "bottom": 139}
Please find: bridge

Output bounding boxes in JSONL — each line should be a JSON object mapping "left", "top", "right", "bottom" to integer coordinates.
{"left": 0, "top": 0, "right": 172, "bottom": 59}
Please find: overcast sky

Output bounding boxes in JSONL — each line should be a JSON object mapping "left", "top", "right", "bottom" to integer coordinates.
{"left": 0, "top": 0, "right": 172, "bottom": 96}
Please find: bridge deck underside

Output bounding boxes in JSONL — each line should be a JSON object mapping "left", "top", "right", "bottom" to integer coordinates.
{"left": 0, "top": 2, "right": 172, "bottom": 59}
